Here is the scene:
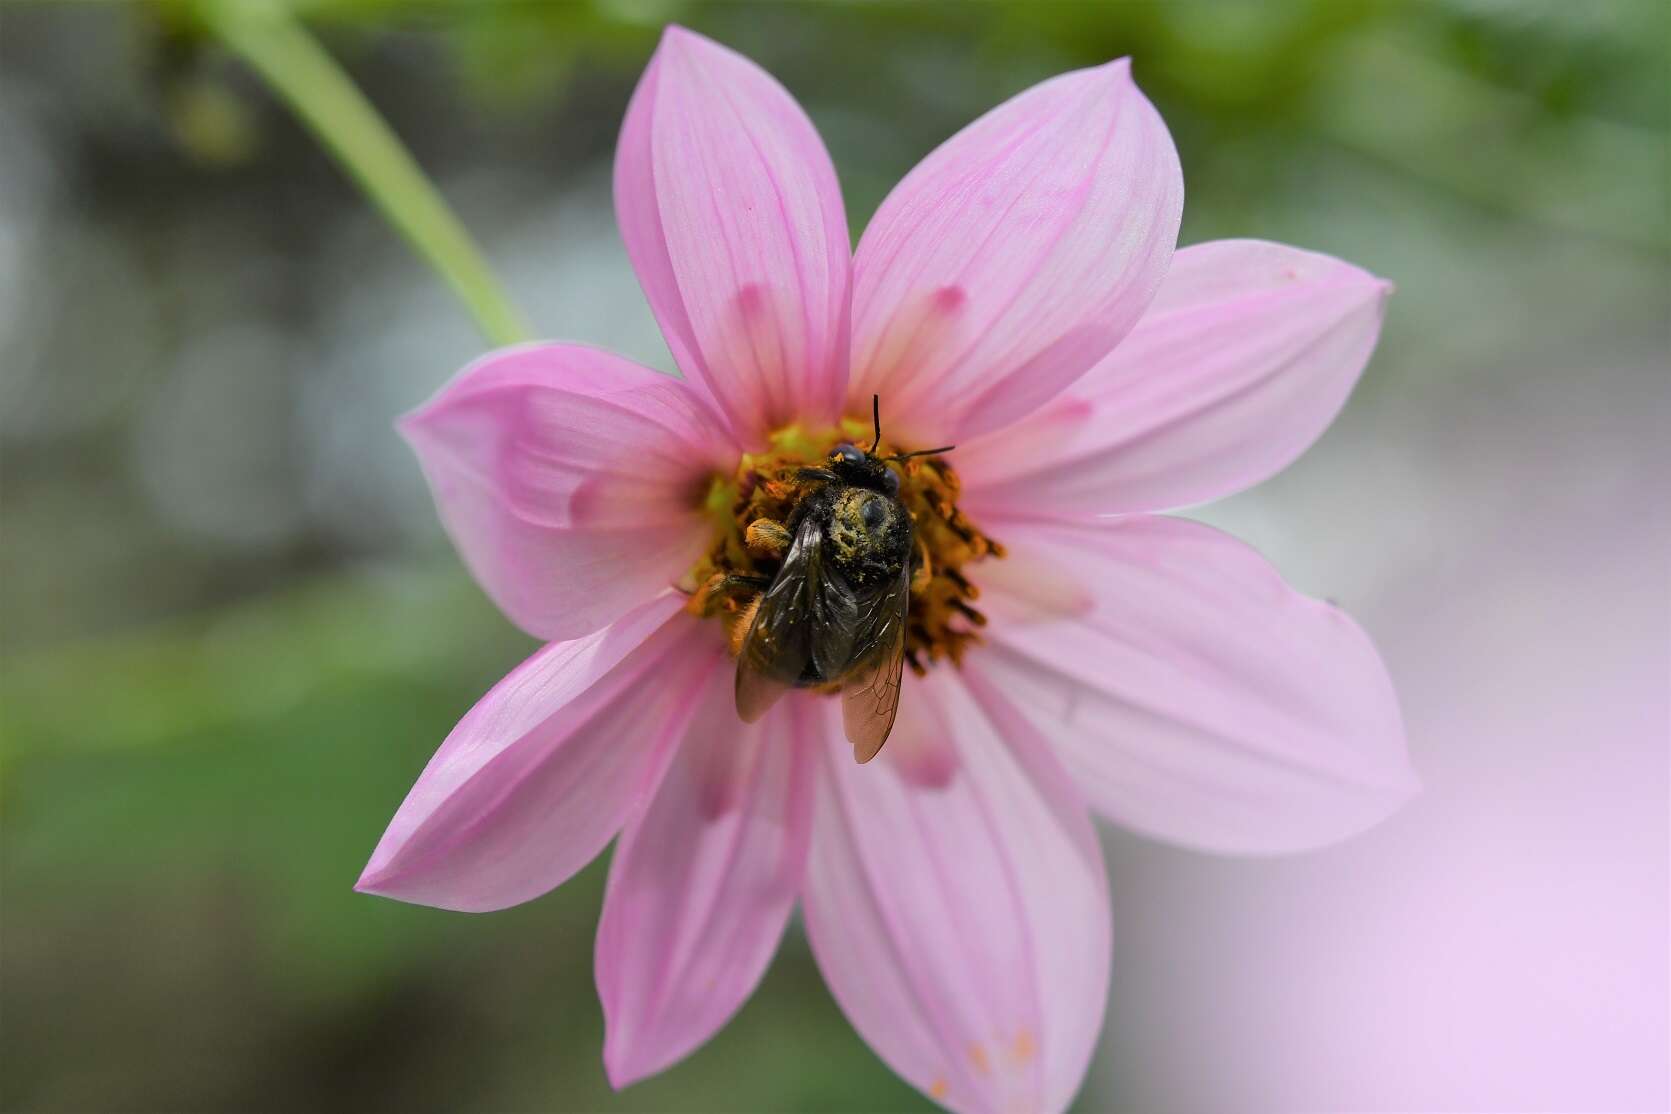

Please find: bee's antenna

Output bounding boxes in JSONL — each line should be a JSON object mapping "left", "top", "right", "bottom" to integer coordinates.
{"left": 884, "top": 445, "right": 956, "bottom": 462}
{"left": 870, "top": 394, "right": 882, "bottom": 453}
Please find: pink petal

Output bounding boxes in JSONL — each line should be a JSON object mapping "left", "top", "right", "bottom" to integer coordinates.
{"left": 356, "top": 595, "right": 724, "bottom": 912}
{"left": 849, "top": 59, "right": 1182, "bottom": 446}
{"left": 615, "top": 26, "right": 852, "bottom": 445}
{"left": 959, "top": 240, "right": 1393, "bottom": 519}
{"left": 973, "top": 516, "right": 1418, "bottom": 855}
{"left": 401, "top": 342, "right": 733, "bottom": 642}
{"left": 596, "top": 683, "right": 815, "bottom": 1087}
{"left": 802, "top": 672, "right": 1110, "bottom": 1114}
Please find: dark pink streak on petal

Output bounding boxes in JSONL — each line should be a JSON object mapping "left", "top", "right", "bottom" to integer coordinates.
{"left": 401, "top": 342, "right": 733, "bottom": 642}
{"left": 615, "top": 26, "right": 851, "bottom": 446}
{"left": 597, "top": 686, "right": 816, "bottom": 1087}
{"left": 356, "top": 597, "right": 726, "bottom": 912}
{"left": 802, "top": 674, "right": 1109, "bottom": 1114}
{"left": 958, "top": 239, "right": 1393, "bottom": 519}
{"left": 851, "top": 58, "right": 1182, "bottom": 446}
{"left": 976, "top": 515, "right": 1418, "bottom": 854}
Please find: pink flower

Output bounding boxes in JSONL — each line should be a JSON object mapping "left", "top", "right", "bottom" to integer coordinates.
{"left": 357, "top": 26, "right": 1417, "bottom": 1114}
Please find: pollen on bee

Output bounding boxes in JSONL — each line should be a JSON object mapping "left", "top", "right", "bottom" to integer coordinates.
{"left": 745, "top": 518, "right": 792, "bottom": 560}
{"left": 729, "top": 594, "right": 761, "bottom": 658}
{"left": 683, "top": 419, "right": 1002, "bottom": 674}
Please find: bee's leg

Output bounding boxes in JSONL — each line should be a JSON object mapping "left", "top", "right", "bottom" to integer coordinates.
{"left": 690, "top": 571, "right": 770, "bottom": 617}
{"left": 796, "top": 467, "right": 841, "bottom": 484}
{"left": 729, "top": 595, "right": 762, "bottom": 657}
{"left": 745, "top": 518, "right": 793, "bottom": 561}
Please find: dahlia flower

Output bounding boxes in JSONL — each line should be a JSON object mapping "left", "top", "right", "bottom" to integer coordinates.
{"left": 358, "top": 26, "right": 1417, "bottom": 1113}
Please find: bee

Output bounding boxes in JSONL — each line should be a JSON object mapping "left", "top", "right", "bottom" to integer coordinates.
{"left": 733, "top": 397, "right": 952, "bottom": 762}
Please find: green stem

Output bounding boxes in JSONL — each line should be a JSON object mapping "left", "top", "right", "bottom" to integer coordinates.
{"left": 201, "top": 0, "right": 531, "bottom": 346}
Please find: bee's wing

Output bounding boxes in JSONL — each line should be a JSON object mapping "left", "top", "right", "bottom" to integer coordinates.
{"left": 840, "top": 558, "right": 910, "bottom": 763}
{"left": 735, "top": 653, "right": 794, "bottom": 725}
{"left": 735, "top": 517, "right": 857, "bottom": 722}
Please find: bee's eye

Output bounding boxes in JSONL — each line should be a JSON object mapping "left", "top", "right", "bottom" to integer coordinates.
{"left": 832, "top": 443, "right": 864, "bottom": 465}
{"left": 881, "top": 469, "right": 900, "bottom": 496}
{"left": 861, "top": 496, "right": 887, "bottom": 530}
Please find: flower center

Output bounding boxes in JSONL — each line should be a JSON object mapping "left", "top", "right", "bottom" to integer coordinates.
{"left": 684, "top": 418, "right": 1004, "bottom": 676}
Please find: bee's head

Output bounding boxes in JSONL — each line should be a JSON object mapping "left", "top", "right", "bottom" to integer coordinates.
{"left": 823, "top": 397, "right": 955, "bottom": 496}
{"left": 828, "top": 442, "right": 899, "bottom": 495}
{"left": 830, "top": 443, "right": 867, "bottom": 468}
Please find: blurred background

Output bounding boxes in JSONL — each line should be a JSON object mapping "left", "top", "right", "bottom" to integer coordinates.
{"left": 2, "top": 1, "right": 1666, "bottom": 1111}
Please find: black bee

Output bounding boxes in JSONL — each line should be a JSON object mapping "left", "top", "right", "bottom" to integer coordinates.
{"left": 734, "top": 398, "right": 952, "bottom": 762}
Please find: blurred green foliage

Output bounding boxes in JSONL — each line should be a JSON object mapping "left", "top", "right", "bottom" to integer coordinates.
{"left": 150, "top": 0, "right": 1667, "bottom": 245}
{"left": 4, "top": 570, "right": 928, "bottom": 1110}
{"left": 2, "top": 1, "right": 1666, "bottom": 1111}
